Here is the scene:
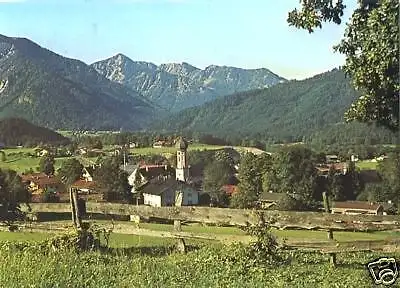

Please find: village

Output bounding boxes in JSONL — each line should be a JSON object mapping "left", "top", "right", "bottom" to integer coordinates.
{"left": 13, "top": 135, "right": 397, "bottom": 217}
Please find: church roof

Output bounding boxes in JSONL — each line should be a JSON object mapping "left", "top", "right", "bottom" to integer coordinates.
{"left": 141, "top": 178, "right": 194, "bottom": 196}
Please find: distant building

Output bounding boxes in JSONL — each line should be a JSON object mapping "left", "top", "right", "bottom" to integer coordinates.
{"left": 82, "top": 166, "right": 95, "bottom": 182}
{"left": 21, "top": 173, "right": 64, "bottom": 202}
{"left": 326, "top": 155, "right": 339, "bottom": 163}
{"left": 316, "top": 162, "right": 348, "bottom": 176}
{"left": 153, "top": 141, "right": 166, "bottom": 148}
{"left": 331, "top": 201, "right": 384, "bottom": 215}
{"left": 70, "top": 179, "right": 97, "bottom": 195}
{"left": 258, "top": 191, "right": 285, "bottom": 209}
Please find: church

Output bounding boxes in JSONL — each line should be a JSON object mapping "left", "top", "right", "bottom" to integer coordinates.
{"left": 126, "top": 137, "right": 199, "bottom": 207}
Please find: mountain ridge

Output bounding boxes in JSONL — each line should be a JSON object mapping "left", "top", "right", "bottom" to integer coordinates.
{"left": 91, "top": 53, "right": 286, "bottom": 111}
{"left": 0, "top": 34, "right": 158, "bottom": 130}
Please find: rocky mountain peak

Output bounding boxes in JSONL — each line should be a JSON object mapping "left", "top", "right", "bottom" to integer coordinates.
{"left": 91, "top": 54, "right": 286, "bottom": 111}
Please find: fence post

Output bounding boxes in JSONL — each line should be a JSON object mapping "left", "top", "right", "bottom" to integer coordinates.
{"left": 174, "top": 184, "right": 186, "bottom": 253}
{"left": 174, "top": 219, "right": 186, "bottom": 253}
{"left": 69, "top": 187, "right": 77, "bottom": 227}
{"left": 323, "top": 191, "right": 336, "bottom": 266}
{"left": 69, "top": 187, "right": 82, "bottom": 230}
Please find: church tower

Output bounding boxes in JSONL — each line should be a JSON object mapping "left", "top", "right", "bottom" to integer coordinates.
{"left": 175, "top": 137, "right": 189, "bottom": 182}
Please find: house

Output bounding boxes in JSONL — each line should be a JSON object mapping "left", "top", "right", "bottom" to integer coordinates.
{"left": 258, "top": 191, "right": 285, "bottom": 209}
{"left": 82, "top": 166, "right": 95, "bottom": 182}
{"left": 316, "top": 162, "right": 348, "bottom": 176}
{"left": 331, "top": 201, "right": 384, "bottom": 215}
{"left": 21, "top": 173, "right": 64, "bottom": 202}
{"left": 139, "top": 137, "right": 199, "bottom": 207}
{"left": 326, "top": 155, "right": 339, "bottom": 163}
{"left": 122, "top": 164, "right": 173, "bottom": 194}
{"left": 70, "top": 179, "right": 97, "bottom": 194}
{"left": 141, "top": 178, "right": 198, "bottom": 207}
{"left": 221, "top": 185, "right": 239, "bottom": 196}
{"left": 153, "top": 140, "right": 166, "bottom": 148}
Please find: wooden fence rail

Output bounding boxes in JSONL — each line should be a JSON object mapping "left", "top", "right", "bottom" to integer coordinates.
{"left": 7, "top": 201, "right": 399, "bottom": 257}
{"left": 1, "top": 221, "right": 400, "bottom": 254}
{"left": 23, "top": 203, "right": 400, "bottom": 232}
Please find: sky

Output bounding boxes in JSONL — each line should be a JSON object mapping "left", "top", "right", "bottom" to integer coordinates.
{"left": 0, "top": 0, "right": 357, "bottom": 80}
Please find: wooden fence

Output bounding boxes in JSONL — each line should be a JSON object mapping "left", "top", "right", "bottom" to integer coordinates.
{"left": 4, "top": 191, "right": 400, "bottom": 265}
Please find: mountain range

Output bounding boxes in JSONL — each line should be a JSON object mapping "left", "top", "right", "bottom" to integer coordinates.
{"left": 0, "top": 34, "right": 155, "bottom": 130}
{"left": 0, "top": 33, "right": 393, "bottom": 144}
{"left": 151, "top": 69, "right": 387, "bottom": 142}
{"left": 91, "top": 54, "right": 286, "bottom": 111}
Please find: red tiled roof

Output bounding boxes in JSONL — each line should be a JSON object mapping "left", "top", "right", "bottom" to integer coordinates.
{"left": 316, "top": 163, "right": 348, "bottom": 173}
{"left": 332, "top": 201, "right": 382, "bottom": 211}
{"left": 221, "top": 185, "right": 238, "bottom": 196}
{"left": 71, "top": 179, "right": 96, "bottom": 189}
{"left": 21, "top": 173, "right": 61, "bottom": 187}
{"left": 21, "top": 173, "right": 47, "bottom": 182}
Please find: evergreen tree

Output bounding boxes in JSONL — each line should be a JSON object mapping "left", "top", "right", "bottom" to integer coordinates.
{"left": 38, "top": 154, "right": 55, "bottom": 176}
{"left": 230, "top": 153, "right": 262, "bottom": 209}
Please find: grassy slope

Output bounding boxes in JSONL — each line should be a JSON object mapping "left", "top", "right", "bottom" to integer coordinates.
{"left": 0, "top": 246, "right": 396, "bottom": 287}
{"left": 0, "top": 223, "right": 397, "bottom": 287}
{"left": 0, "top": 148, "right": 99, "bottom": 173}
{"left": 356, "top": 160, "right": 378, "bottom": 170}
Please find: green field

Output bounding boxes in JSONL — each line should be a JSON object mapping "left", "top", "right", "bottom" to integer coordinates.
{"left": 0, "top": 148, "right": 99, "bottom": 173}
{"left": 0, "top": 221, "right": 398, "bottom": 287}
{"left": 0, "top": 144, "right": 230, "bottom": 173}
{"left": 0, "top": 234, "right": 395, "bottom": 287}
{"left": 356, "top": 160, "right": 378, "bottom": 170}
{"left": 129, "top": 144, "right": 227, "bottom": 156}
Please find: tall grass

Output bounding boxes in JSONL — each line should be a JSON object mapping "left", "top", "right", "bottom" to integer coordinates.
{"left": 0, "top": 244, "right": 393, "bottom": 288}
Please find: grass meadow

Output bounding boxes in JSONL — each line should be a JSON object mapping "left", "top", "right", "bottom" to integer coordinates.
{"left": 355, "top": 160, "right": 378, "bottom": 170}
{"left": 0, "top": 227, "right": 396, "bottom": 288}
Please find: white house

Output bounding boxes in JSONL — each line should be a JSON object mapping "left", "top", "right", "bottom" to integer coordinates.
{"left": 82, "top": 166, "right": 95, "bottom": 182}
{"left": 141, "top": 137, "right": 199, "bottom": 207}
{"left": 141, "top": 178, "right": 198, "bottom": 207}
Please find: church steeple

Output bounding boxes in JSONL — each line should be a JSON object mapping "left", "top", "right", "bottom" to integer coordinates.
{"left": 175, "top": 137, "right": 189, "bottom": 182}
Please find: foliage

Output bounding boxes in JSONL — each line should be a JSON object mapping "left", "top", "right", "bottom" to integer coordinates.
{"left": 373, "top": 151, "right": 400, "bottom": 203}
{"left": 202, "top": 161, "right": 231, "bottom": 207}
{"left": 268, "top": 146, "right": 320, "bottom": 210}
{"left": 231, "top": 153, "right": 263, "bottom": 209}
{"left": 0, "top": 169, "right": 28, "bottom": 224}
{"left": 0, "top": 118, "right": 70, "bottom": 147}
{"left": 94, "top": 157, "right": 132, "bottom": 202}
{"left": 152, "top": 70, "right": 396, "bottom": 144}
{"left": 38, "top": 154, "right": 55, "bottom": 176}
{"left": 57, "top": 158, "right": 83, "bottom": 185}
{"left": 288, "top": 0, "right": 399, "bottom": 131}
{"left": 242, "top": 217, "right": 284, "bottom": 266}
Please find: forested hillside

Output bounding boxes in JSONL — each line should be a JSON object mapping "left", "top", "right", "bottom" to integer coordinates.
{"left": 0, "top": 118, "right": 70, "bottom": 146}
{"left": 0, "top": 34, "right": 157, "bottom": 130}
{"left": 151, "top": 69, "right": 396, "bottom": 144}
